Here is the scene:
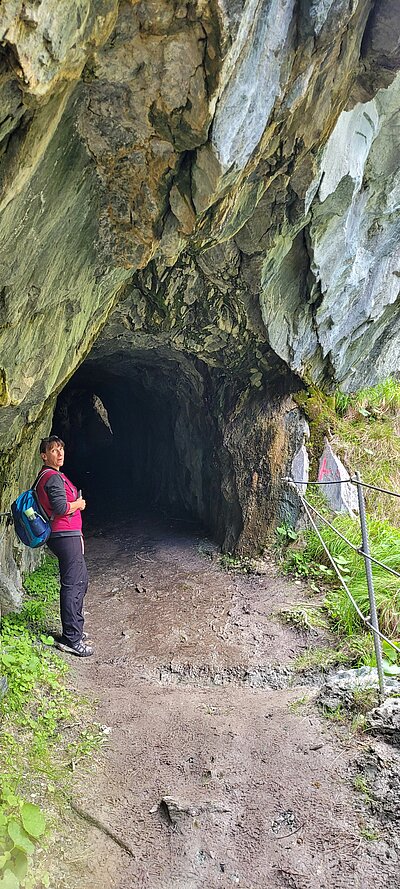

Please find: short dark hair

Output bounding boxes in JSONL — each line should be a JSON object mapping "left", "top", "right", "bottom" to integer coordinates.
{"left": 39, "top": 435, "right": 65, "bottom": 454}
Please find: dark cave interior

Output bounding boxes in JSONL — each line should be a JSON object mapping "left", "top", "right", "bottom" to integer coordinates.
{"left": 51, "top": 348, "right": 239, "bottom": 543}
{"left": 50, "top": 341, "right": 300, "bottom": 553}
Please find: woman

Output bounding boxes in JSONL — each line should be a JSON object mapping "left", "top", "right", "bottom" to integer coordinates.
{"left": 35, "top": 435, "right": 93, "bottom": 657}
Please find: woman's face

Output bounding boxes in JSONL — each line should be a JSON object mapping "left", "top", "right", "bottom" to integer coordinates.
{"left": 41, "top": 442, "right": 65, "bottom": 470}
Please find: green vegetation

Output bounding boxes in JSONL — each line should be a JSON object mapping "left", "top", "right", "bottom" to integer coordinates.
{"left": 302, "top": 515, "right": 400, "bottom": 639}
{"left": 294, "top": 646, "right": 349, "bottom": 672}
{"left": 297, "top": 376, "right": 400, "bottom": 526}
{"left": 335, "top": 376, "right": 400, "bottom": 418}
{"left": 0, "top": 557, "right": 104, "bottom": 887}
{"left": 285, "top": 377, "right": 400, "bottom": 674}
{"left": 283, "top": 514, "right": 400, "bottom": 670}
{"left": 333, "top": 376, "right": 400, "bottom": 527}
{"left": 351, "top": 686, "right": 379, "bottom": 714}
{"left": 278, "top": 604, "right": 328, "bottom": 633}
{"left": 287, "top": 694, "right": 309, "bottom": 714}
{"left": 359, "top": 824, "right": 379, "bottom": 842}
{"left": 320, "top": 687, "right": 379, "bottom": 730}
{"left": 321, "top": 703, "right": 345, "bottom": 722}
{"left": 353, "top": 775, "right": 371, "bottom": 796}
{"left": 275, "top": 524, "right": 298, "bottom": 545}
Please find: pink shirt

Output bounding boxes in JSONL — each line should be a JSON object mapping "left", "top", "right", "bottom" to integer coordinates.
{"left": 35, "top": 469, "right": 82, "bottom": 535}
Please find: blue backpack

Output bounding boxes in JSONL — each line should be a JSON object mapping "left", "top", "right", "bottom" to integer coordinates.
{"left": 11, "top": 469, "right": 54, "bottom": 548}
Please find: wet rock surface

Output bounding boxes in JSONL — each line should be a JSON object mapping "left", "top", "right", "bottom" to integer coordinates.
{"left": 47, "top": 517, "right": 400, "bottom": 889}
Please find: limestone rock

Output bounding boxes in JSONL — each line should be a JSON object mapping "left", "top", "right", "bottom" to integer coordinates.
{"left": 261, "top": 72, "right": 400, "bottom": 390}
{"left": 317, "top": 441, "right": 358, "bottom": 515}
{"left": 211, "top": 0, "right": 297, "bottom": 172}
{"left": 0, "top": 567, "right": 23, "bottom": 613}
{"left": 319, "top": 667, "right": 400, "bottom": 713}
{"left": 0, "top": 0, "right": 118, "bottom": 99}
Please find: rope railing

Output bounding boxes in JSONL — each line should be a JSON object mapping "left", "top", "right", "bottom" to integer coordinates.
{"left": 283, "top": 472, "right": 400, "bottom": 696}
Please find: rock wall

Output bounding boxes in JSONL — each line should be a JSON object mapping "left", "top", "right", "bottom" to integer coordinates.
{"left": 0, "top": 0, "right": 399, "bottom": 605}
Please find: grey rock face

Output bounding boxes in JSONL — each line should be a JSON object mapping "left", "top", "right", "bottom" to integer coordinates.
{"left": 0, "top": 568, "right": 23, "bottom": 614}
{"left": 261, "top": 72, "right": 400, "bottom": 390}
{"left": 291, "top": 445, "right": 309, "bottom": 494}
{"left": 211, "top": 0, "right": 296, "bottom": 171}
{"left": 317, "top": 442, "right": 359, "bottom": 515}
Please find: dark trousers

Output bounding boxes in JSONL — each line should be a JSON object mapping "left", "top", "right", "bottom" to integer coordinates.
{"left": 48, "top": 535, "right": 88, "bottom": 645}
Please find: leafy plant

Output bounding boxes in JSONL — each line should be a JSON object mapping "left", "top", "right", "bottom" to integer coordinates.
{"left": 275, "top": 524, "right": 298, "bottom": 545}
{"left": 0, "top": 556, "right": 100, "bottom": 887}
{"left": 284, "top": 549, "right": 334, "bottom": 580}
{"left": 0, "top": 795, "right": 46, "bottom": 886}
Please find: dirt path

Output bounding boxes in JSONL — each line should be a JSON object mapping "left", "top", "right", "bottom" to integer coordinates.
{"left": 51, "top": 518, "right": 399, "bottom": 889}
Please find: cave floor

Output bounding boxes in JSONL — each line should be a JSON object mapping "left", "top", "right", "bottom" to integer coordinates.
{"left": 48, "top": 517, "right": 399, "bottom": 889}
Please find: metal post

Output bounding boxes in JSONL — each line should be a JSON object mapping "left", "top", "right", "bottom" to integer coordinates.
{"left": 354, "top": 472, "right": 385, "bottom": 699}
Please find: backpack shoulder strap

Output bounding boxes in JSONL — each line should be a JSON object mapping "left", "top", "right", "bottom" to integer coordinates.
{"left": 33, "top": 468, "right": 58, "bottom": 522}
{"left": 33, "top": 467, "right": 58, "bottom": 491}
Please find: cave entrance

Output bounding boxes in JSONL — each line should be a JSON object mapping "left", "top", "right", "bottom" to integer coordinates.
{"left": 52, "top": 348, "right": 235, "bottom": 542}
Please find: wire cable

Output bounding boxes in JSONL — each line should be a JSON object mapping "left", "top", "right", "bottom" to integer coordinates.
{"left": 283, "top": 474, "right": 400, "bottom": 499}
{"left": 301, "top": 498, "right": 400, "bottom": 581}
{"left": 283, "top": 476, "right": 352, "bottom": 486}
{"left": 291, "top": 487, "right": 400, "bottom": 657}
{"left": 350, "top": 478, "right": 400, "bottom": 499}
